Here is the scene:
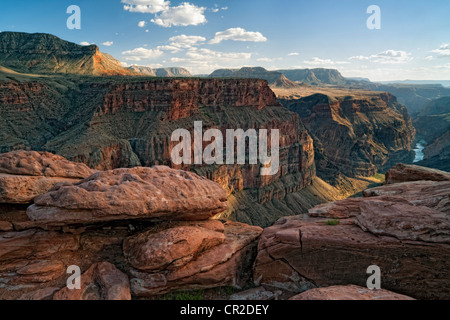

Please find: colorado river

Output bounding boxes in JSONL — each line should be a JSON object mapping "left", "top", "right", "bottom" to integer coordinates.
{"left": 413, "top": 140, "right": 427, "bottom": 163}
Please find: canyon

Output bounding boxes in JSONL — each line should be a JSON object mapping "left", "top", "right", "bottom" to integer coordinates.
{"left": 0, "top": 31, "right": 448, "bottom": 301}
{"left": 0, "top": 74, "right": 318, "bottom": 227}
{"left": 276, "top": 86, "right": 416, "bottom": 186}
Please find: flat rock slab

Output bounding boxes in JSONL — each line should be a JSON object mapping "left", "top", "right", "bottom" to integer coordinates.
{"left": 254, "top": 215, "right": 450, "bottom": 299}
{"left": 385, "top": 163, "right": 450, "bottom": 184}
{"left": 0, "top": 151, "right": 93, "bottom": 178}
{"left": 0, "top": 151, "right": 94, "bottom": 204}
{"left": 27, "top": 166, "right": 228, "bottom": 226}
{"left": 289, "top": 285, "right": 415, "bottom": 300}
{"left": 254, "top": 179, "right": 450, "bottom": 300}
{"left": 53, "top": 262, "right": 131, "bottom": 300}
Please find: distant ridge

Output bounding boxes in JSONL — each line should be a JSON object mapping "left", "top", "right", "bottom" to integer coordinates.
{"left": 0, "top": 31, "right": 136, "bottom": 76}
{"left": 128, "top": 65, "right": 192, "bottom": 77}
{"left": 275, "top": 68, "right": 351, "bottom": 86}
{"left": 209, "top": 67, "right": 299, "bottom": 88}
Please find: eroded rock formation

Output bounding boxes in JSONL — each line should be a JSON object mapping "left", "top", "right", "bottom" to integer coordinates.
{"left": 0, "top": 154, "right": 262, "bottom": 300}
{"left": 253, "top": 164, "right": 450, "bottom": 300}
{"left": 0, "top": 151, "right": 94, "bottom": 204}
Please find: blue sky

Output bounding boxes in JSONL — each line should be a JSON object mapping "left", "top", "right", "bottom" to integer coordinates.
{"left": 1, "top": 0, "right": 450, "bottom": 80}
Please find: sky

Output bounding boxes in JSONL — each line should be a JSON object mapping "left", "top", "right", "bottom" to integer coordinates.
{"left": 1, "top": 0, "right": 450, "bottom": 81}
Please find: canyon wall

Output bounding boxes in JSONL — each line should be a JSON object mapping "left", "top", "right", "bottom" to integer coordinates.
{"left": 280, "top": 92, "right": 415, "bottom": 183}
{"left": 0, "top": 77, "right": 315, "bottom": 227}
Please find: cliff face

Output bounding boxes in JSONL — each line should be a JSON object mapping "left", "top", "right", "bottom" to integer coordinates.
{"left": 0, "top": 32, "right": 135, "bottom": 76}
{"left": 0, "top": 77, "right": 315, "bottom": 227}
{"left": 209, "top": 67, "right": 299, "bottom": 89}
{"left": 280, "top": 92, "right": 415, "bottom": 181}
{"left": 414, "top": 97, "right": 450, "bottom": 171}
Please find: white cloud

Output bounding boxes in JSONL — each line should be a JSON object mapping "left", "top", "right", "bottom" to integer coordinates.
{"left": 349, "top": 50, "right": 413, "bottom": 64}
{"left": 212, "top": 8, "right": 219, "bottom": 13}
{"left": 151, "top": 3, "right": 206, "bottom": 27}
{"left": 156, "top": 45, "right": 182, "bottom": 53}
{"left": 168, "top": 34, "right": 206, "bottom": 48}
{"left": 209, "top": 27, "right": 267, "bottom": 44}
{"left": 102, "top": 41, "right": 114, "bottom": 46}
{"left": 122, "top": 47, "right": 164, "bottom": 61}
{"left": 257, "top": 58, "right": 274, "bottom": 62}
{"left": 431, "top": 44, "right": 450, "bottom": 57}
{"left": 425, "top": 55, "right": 434, "bottom": 61}
{"left": 138, "top": 20, "right": 147, "bottom": 28}
{"left": 303, "top": 57, "right": 349, "bottom": 66}
{"left": 170, "top": 47, "right": 252, "bottom": 74}
{"left": 221, "top": 7, "right": 228, "bottom": 10}
{"left": 80, "top": 42, "right": 91, "bottom": 46}
{"left": 122, "top": 0, "right": 169, "bottom": 13}
{"left": 288, "top": 52, "right": 299, "bottom": 56}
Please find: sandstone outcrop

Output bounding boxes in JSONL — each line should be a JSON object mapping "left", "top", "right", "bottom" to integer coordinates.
{"left": 128, "top": 221, "right": 262, "bottom": 297}
{"left": 0, "top": 153, "right": 262, "bottom": 300}
{"left": 254, "top": 165, "right": 450, "bottom": 299}
{"left": 289, "top": 285, "right": 415, "bottom": 300}
{"left": 0, "top": 151, "right": 94, "bottom": 204}
{"left": 53, "top": 262, "right": 131, "bottom": 300}
{"left": 27, "top": 166, "right": 228, "bottom": 225}
{"left": 385, "top": 163, "right": 450, "bottom": 184}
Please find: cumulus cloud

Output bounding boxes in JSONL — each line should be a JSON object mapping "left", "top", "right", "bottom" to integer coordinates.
{"left": 349, "top": 50, "right": 413, "bottom": 64}
{"left": 209, "top": 27, "right": 267, "bottom": 44}
{"left": 303, "top": 57, "right": 349, "bottom": 66}
{"left": 80, "top": 41, "right": 91, "bottom": 46}
{"left": 123, "top": 0, "right": 206, "bottom": 28}
{"left": 151, "top": 3, "right": 206, "bottom": 27}
{"left": 122, "top": 47, "right": 164, "bottom": 61}
{"left": 288, "top": 52, "right": 299, "bottom": 56}
{"left": 138, "top": 20, "right": 147, "bottom": 28}
{"left": 122, "top": 0, "right": 169, "bottom": 13}
{"left": 102, "top": 41, "right": 114, "bottom": 46}
{"left": 168, "top": 34, "right": 206, "bottom": 48}
{"left": 431, "top": 44, "right": 450, "bottom": 57}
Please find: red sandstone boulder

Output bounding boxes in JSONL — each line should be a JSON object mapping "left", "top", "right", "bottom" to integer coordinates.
{"left": 53, "top": 262, "right": 131, "bottom": 300}
{"left": 0, "top": 151, "right": 94, "bottom": 204}
{"left": 27, "top": 166, "right": 228, "bottom": 225}
{"left": 129, "top": 221, "right": 262, "bottom": 297}
{"left": 385, "top": 163, "right": 450, "bottom": 184}
{"left": 254, "top": 178, "right": 450, "bottom": 300}
{"left": 123, "top": 225, "right": 226, "bottom": 272}
{"left": 289, "top": 285, "right": 415, "bottom": 300}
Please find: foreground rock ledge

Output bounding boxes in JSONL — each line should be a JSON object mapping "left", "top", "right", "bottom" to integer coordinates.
{"left": 254, "top": 176, "right": 450, "bottom": 300}
{"left": 53, "top": 262, "right": 131, "bottom": 300}
{"left": 27, "top": 166, "right": 228, "bottom": 225}
{"left": 289, "top": 285, "right": 415, "bottom": 300}
{"left": 0, "top": 151, "right": 94, "bottom": 204}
